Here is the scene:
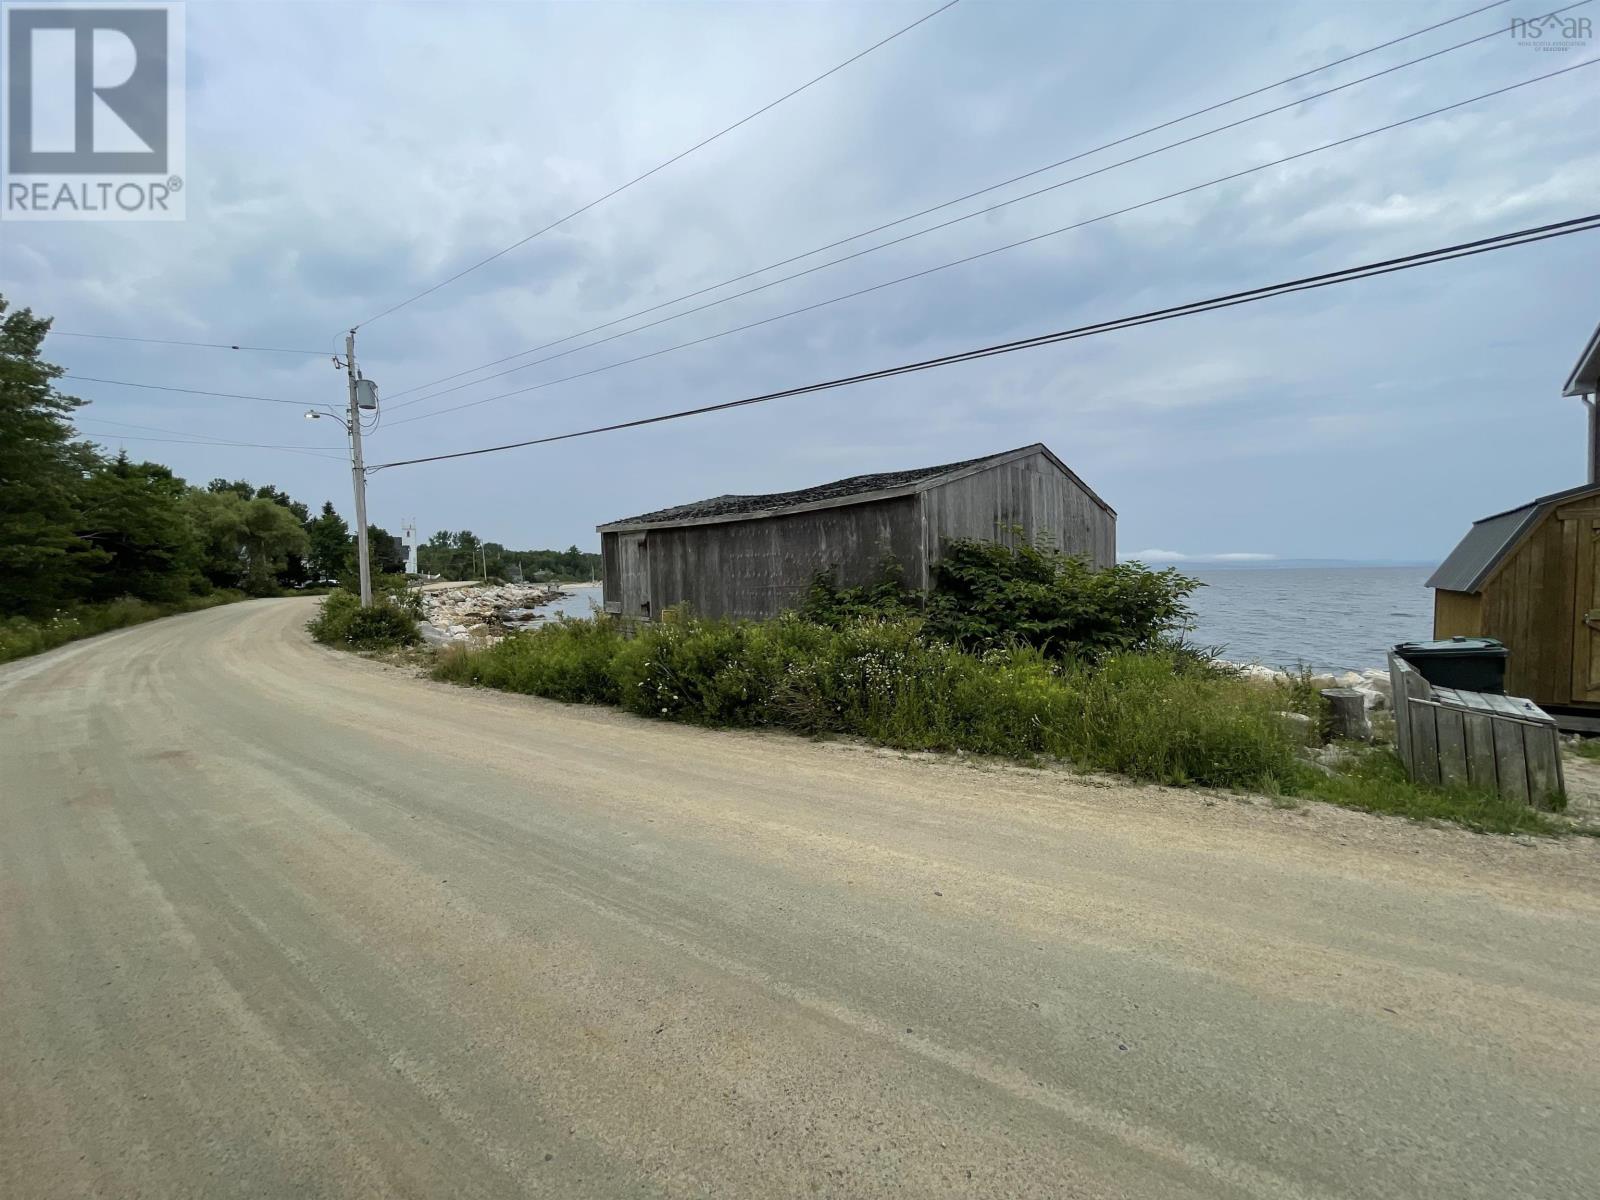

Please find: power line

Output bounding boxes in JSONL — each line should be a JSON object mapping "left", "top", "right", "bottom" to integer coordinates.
{"left": 51, "top": 331, "right": 328, "bottom": 355}
{"left": 385, "top": 3, "right": 1563, "bottom": 415}
{"left": 368, "top": 212, "right": 1600, "bottom": 471}
{"left": 83, "top": 437, "right": 346, "bottom": 461}
{"left": 62, "top": 374, "right": 307, "bottom": 407}
{"left": 384, "top": 57, "right": 1597, "bottom": 428}
{"left": 76, "top": 416, "right": 346, "bottom": 452}
{"left": 76, "top": 427, "right": 348, "bottom": 460}
{"left": 381, "top": 0, "right": 1527, "bottom": 403}
{"left": 355, "top": 0, "right": 963, "bottom": 330}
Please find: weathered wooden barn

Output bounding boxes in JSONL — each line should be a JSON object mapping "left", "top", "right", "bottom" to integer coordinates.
{"left": 1428, "top": 319, "right": 1600, "bottom": 720}
{"left": 597, "top": 443, "right": 1115, "bottom": 622}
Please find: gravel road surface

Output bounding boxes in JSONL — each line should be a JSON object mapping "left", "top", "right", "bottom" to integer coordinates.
{"left": 3, "top": 598, "right": 1598, "bottom": 1198}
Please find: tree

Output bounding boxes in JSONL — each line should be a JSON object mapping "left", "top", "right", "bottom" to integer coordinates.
{"left": 0, "top": 297, "right": 103, "bottom": 616}
{"left": 77, "top": 452, "right": 198, "bottom": 603}
{"left": 185, "top": 489, "right": 309, "bottom": 594}
{"left": 253, "top": 483, "right": 309, "bottom": 525}
{"left": 239, "top": 497, "right": 310, "bottom": 593}
{"left": 206, "top": 477, "right": 256, "bottom": 501}
{"left": 366, "top": 524, "right": 407, "bottom": 575}
{"left": 304, "top": 501, "right": 352, "bottom": 580}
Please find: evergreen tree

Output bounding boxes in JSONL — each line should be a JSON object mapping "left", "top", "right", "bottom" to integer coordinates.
{"left": 0, "top": 297, "right": 103, "bottom": 616}
{"left": 305, "top": 501, "right": 352, "bottom": 580}
{"left": 77, "top": 452, "right": 198, "bottom": 603}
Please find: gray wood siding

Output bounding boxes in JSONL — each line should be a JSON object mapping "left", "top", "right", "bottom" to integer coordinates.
{"left": 602, "top": 532, "right": 650, "bottom": 618}
{"left": 601, "top": 533, "right": 620, "bottom": 608}
{"left": 644, "top": 496, "right": 923, "bottom": 620}
{"left": 918, "top": 450, "right": 1115, "bottom": 579}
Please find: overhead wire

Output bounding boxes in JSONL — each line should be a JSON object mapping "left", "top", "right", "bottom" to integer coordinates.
{"left": 380, "top": 0, "right": 1532, "bottom": 404}
{"left": 75, "top": 416, "right": 346, "bottom": 451}
{"left": 61, "top": 374, "right": 308, "bottom": 407}
{"left": 384, "top": 4, "right": 1572, "bottom": 417}
{"left": 354, "top": 0, "right": 964, "bottom": 329}
{"left": 367, "top": 212, "right": 1600, "bottom": 471}
{"left": 75, "top": 425, "right": 349, "bottom": 460}
{"left": 381, "top": 56, "right": 1598, "bottom": 429}
{"left": 50, "top": 331, "right": 329, "bottom": 355}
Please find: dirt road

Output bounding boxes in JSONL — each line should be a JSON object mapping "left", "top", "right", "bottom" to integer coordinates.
{"left": 3, "top": 598, "right": 1598, "bottom": 1198}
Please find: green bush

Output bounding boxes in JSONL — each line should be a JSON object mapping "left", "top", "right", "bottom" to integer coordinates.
{"left": 926, "top": 538, "right": 1200, "bottom": 661}
{"left": 433, "top": 616, "right": 622, "bottom": 702}
{"left": 308, "top": 589, "right": 419, "bottom": 651}
{"left": 797, "top": 559, "right": 919, "bottom": 627}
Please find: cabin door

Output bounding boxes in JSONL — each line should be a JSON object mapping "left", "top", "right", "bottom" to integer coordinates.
{"left": 1566, "top": 506, "right": 1600, "bottom": 703}
{"left": 617, "top": 532, "right": 650, "bottom": 620}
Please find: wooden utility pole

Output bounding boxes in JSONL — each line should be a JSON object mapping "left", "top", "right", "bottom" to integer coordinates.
{"left": 345, "top": 330, "right": 373, "bottom": 607}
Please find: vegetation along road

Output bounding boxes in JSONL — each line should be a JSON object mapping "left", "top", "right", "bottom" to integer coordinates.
{"left": 3, "top": 598, "right": 1598, "bottom": 1199}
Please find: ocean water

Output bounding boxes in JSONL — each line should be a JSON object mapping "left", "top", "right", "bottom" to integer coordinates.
{"left": 543, "top": 573, "right": 1434, "bottom": 676}
{"left": 543, "top": 584, "right": 605, "bottom": 621}
{"left": 1184, "top": 566, "right": 1435, "bottom": 675}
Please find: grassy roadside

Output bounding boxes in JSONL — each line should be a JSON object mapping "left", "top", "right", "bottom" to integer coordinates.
{"left": 424, "top": 613, "right": 1568, "bottom": 837}
{"left": 0, "top": 592, "right": 261, "bottom": 666}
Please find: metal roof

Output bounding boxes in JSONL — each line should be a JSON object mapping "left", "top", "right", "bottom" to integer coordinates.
{"left": 598, "top": 443, "right": 1113, "bottom": 532}
{"left": 1427, "top": 480, "right": 1600, "bottom": 592}
{"left": 1563, "top": 318, "right": 1600, "bottom": 397}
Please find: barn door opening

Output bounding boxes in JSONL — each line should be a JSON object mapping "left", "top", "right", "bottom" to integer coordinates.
{"left": 617, "top": 532, "right": 650, "bottom": 619}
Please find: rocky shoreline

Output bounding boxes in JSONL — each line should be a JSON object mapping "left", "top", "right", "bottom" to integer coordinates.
{"left": 1224, "top": 662, "right": 1393, "bottom": 711}
{"left": 417, "top": 583, "right": 570, "bottom": 645}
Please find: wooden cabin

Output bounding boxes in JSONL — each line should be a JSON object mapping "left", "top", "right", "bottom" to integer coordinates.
{"left": 597, "top": 443, "right": 1115, "bottom": 622}
{"left": 1430, "top": 482, "right": 1600, "bottom": 716}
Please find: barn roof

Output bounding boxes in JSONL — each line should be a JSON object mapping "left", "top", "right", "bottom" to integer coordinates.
{"left": 1563, "top": 318, "right": 1600, "bottom": 397}
{"left": 1427, "top": 480, "right": 1600, "bottom": 593}
{"left": 598, "top": 443, "right": 1113, "bottom": 532}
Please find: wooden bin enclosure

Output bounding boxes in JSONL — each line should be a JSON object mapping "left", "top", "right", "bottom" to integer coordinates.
{"left": 1388, "top": 653, "right": 1564, "bottom": 808}
{"left": 1429, "top": 481, "right": 1600, "bottom": 714}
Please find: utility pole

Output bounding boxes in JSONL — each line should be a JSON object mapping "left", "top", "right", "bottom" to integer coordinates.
{"left": 345, "top": 329, "right": 374, "bottom": 608}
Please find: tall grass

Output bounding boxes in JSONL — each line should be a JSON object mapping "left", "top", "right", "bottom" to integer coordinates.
{"left": 430, "top": 612, "right": 1575, "bottom": 834}
{"left": 1296, "top": 749, "right": 1563, "bottom": 835}
{"left": 0, "top": 592, "right": 248, "bottom": 665}
{"left": 434, "top": 614, "right": 1301, "bottom": 790}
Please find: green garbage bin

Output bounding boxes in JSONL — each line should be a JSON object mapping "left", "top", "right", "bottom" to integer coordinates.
{"left": 1394, "top": 636, "right": 1508, "bottom": 694}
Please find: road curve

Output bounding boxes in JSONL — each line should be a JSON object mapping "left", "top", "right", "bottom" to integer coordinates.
{"left": 3, "top": 598, "right": 1598, "bottom": 1199}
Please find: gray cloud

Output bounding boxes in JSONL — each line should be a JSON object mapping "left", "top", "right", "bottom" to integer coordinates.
{"left": 2, "top": 0, "right": 1594, "bottom": 562}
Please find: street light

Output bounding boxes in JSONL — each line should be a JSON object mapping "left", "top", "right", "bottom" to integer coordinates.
{"left": 305, "top": 404, "right": 374, "bottom": 606}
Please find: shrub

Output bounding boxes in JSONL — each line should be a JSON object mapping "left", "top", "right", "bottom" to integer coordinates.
{"left": 925, "top": 538, "right": 1200, "bottom": 661}
{"left": 308, "top": 589, "right": 419, "bottom": 651}
{"left": 433, "top": 617, "right": 622, "bottom": 702}
{"left": 797, "top": 559, "right": 919, "bottom": 627}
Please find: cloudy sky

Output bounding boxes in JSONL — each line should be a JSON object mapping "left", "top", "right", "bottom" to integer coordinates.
{"left": 4, "top": 0, "right": 1597, "bottom": 562}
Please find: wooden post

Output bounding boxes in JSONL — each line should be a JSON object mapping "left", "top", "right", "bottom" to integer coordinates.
{"left": 1320, "top": 688, "right": 1371, "bottom": 742}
